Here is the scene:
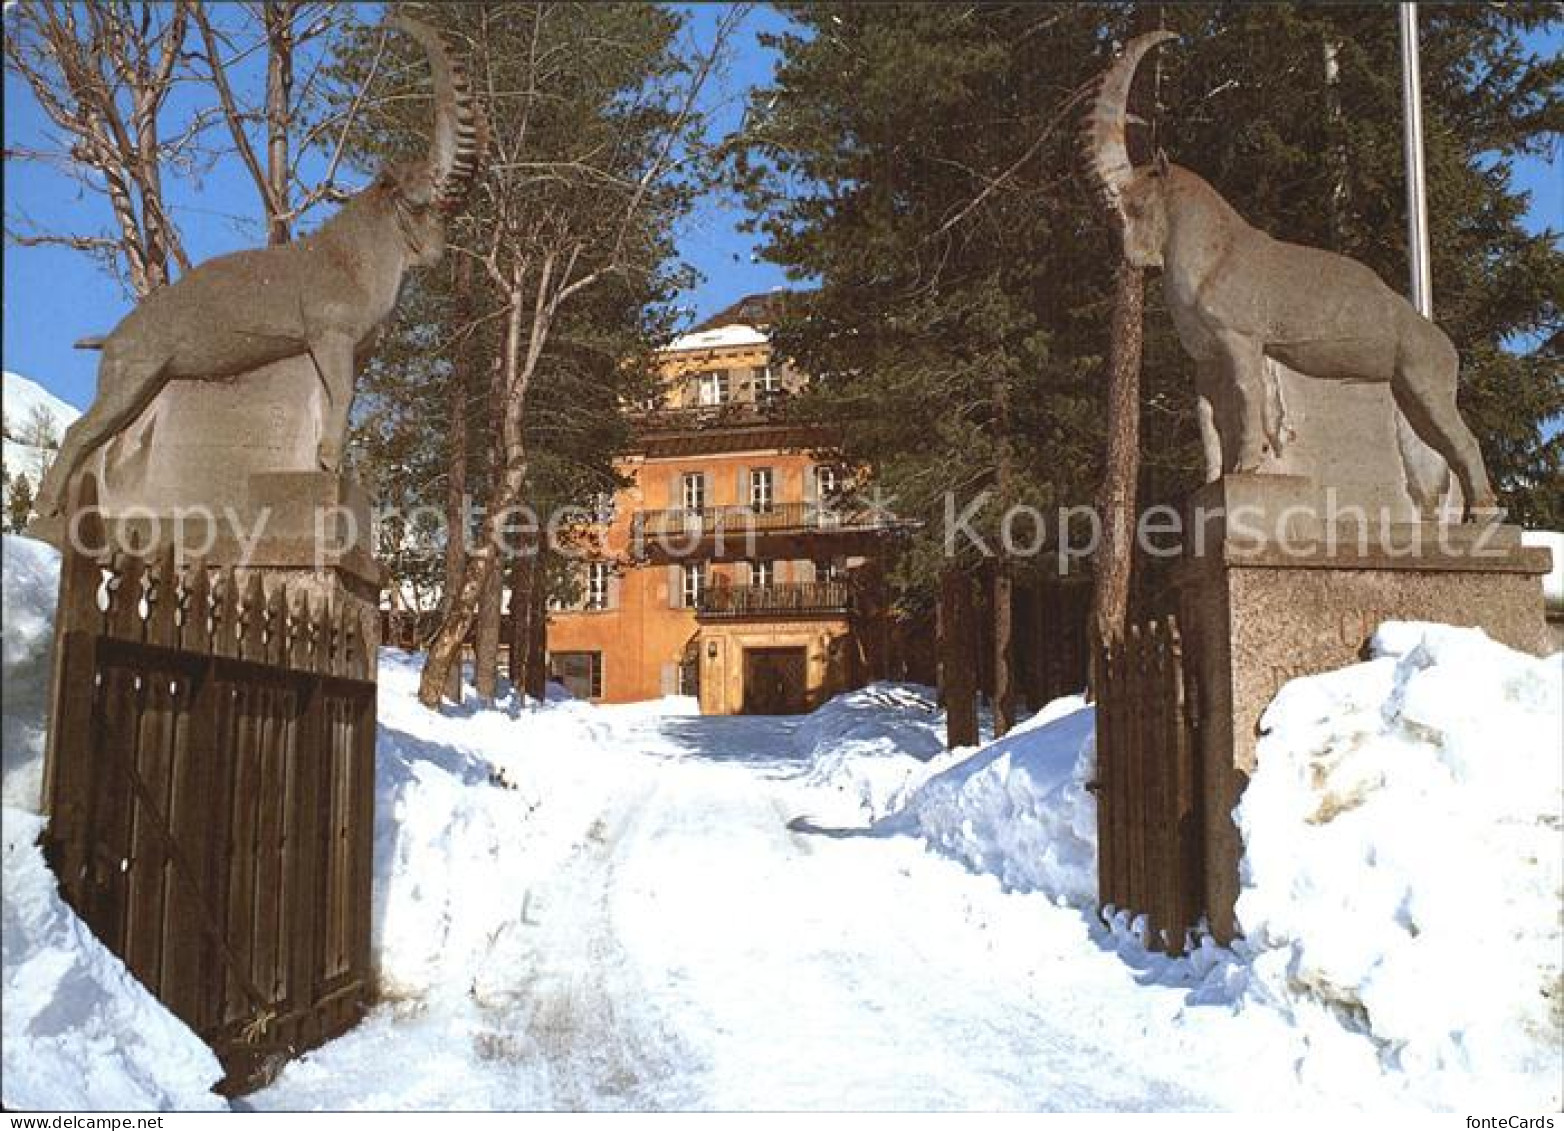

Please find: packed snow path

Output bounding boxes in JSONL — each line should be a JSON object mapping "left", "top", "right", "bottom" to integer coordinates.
{"left": 252, "top": 703, "right": 1296, "bottom": 1111}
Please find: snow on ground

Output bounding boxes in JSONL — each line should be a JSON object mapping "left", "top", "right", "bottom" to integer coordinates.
{"left": 3, "top": 532, "right": 1560, "bottom": 1110}
{"left": 1, "top": 536, "right": 226, "bottom": 1111}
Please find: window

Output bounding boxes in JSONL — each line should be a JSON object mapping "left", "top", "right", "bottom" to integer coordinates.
{"left": 682, "top": 472, "right": 706, "bottom": 512}
{"left": 697, "top": 369, "right": 730, "bottom": 406}
{"left": 750, "top": 559, "right": 776, "bottom": 588}
{"left": 755, "top": 365, "right": 781, "bottom": 403}
{"left": 815, "top": 557, "right": 843, "bottom": 583}
{"left": 590, "top": 491, "right": 615, "bottom": 525}
{"left": 749, "top": 467, "right": 774, "bottom": 513}
{"left": 682, "top": 561, "right": 707, "bottom": 609}
{"left": 584, "top": 561, "right": 610, "bottom": 610}
{"left": 550, "top": 651, "right": 603, "bottom": 700}
{"left": 813, "top": 465, "right": 842, "bottom": 527}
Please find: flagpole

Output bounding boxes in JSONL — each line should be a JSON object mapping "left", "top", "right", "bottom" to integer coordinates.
{"left": 1399, "top": 2, "right": 1434, "bottom": 318}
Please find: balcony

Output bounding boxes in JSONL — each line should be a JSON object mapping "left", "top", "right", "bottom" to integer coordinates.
{"left": 634, "top": 393, "right": 789, "bottom": 432}
{"left": 635, "top": 500, "right": 891, "bottom": 539}
{"left": 698, "top": 580, "right": 851, "bottom": 619}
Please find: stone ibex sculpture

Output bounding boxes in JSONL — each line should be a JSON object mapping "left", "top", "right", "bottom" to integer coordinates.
{"left": 34, "top": 15, "right": 482, "bottom": 520}
{"left": 1082, "top": 31, "right": 1496, "bottom": 519}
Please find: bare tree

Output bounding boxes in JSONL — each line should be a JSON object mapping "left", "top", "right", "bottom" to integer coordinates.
{"left": 415, "top": 3, "right": 744, "bottom": 708}
{"left": 190, "top": 1, "right": 374, "bottom": 244}
{"left": 5, "top": 1, "right": 196, "bottom": 296}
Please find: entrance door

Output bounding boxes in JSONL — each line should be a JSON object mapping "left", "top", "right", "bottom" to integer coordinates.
{"left": 742, "top": 647, "right": 808, "bottom": 715}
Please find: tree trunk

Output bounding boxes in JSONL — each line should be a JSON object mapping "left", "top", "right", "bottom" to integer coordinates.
{"left": 263, "top": 0, "right": 296, "bottom": 244}
{"left": 992, "top": 562, "right": 1015, "bottom": 736}
{"left": 420, "top": 257, "right": 551, "bottom": 709}
{"left": 506, "top": 549, "right": 532, "bottom": 686}
{"left": 471, "top": 344, "right": 509, "bottom": 702}
{"left": 1089, "top": 261, "right": 1144, "bottom": 645}
{"left": 939, "top": 568, "right": 979, "bottom": 749}
{"left": 438, "top": 256, "right": 474, "bottom": 702}
{"left": 524, "top": 557, "right": 549, "bottom": 701}
{"left": 473, "top": 564, "right": 503, "bottom": 702}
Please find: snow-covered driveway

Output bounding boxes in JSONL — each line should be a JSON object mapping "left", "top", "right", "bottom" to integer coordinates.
{"left": 250, "top": 696, "right": 1298, "bottom": 1112}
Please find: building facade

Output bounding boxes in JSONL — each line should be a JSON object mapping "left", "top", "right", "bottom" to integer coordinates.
{"left": 546, "top": 295, "right": 902, "bottom": 714}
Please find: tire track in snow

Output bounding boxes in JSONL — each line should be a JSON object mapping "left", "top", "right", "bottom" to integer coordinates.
{"left": 471, "top": 772, "right": 698, "bottom": 1111}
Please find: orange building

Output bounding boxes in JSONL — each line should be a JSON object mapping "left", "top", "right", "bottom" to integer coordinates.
{"left": 545, "top": 294, "right": 905, "bottom": 714}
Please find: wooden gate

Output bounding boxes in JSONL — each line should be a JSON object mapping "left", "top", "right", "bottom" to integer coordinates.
{"left": 42, "top": 542, "right": 376, "bottom": 1094}
{"left": 1090, "top": 616, "right": 1204, "bottom": 954}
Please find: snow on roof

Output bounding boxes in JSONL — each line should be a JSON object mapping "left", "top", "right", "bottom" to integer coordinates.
{"left": 664, "top": 324, "right": 770, "bottom": 353}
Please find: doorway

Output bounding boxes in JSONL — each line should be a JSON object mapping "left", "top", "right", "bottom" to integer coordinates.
{"left": 742, "top": 647, "right": 808, "bottom": 715}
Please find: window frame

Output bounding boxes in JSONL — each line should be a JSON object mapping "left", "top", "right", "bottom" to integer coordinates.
{"left": 681, "top": 560, "right": 707, "bottom": 609}
{"left": 749, "top": 467, "right": 774, "bottom": 513}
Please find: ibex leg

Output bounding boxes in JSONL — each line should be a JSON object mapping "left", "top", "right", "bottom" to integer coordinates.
{"left": 1214, "top": 332, "right": 1268, "bottom": 473}
{"left": 35, "top": 354, "right": 169, "bottom": 518}
{"left": 305, "top": 331, "right": 358, "bottom": 472}
{"left": 1390, "top": 369, "right": 1495, "bottom": 520}
{"left": 1193, "top": 362, "right": 1224, "bottom": 483}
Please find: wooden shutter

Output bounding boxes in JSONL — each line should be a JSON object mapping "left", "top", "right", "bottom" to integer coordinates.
{"left": 659, "top": 662, "right": 677, "bottom": 696}
{"left": 796, "top": 558, "right": 816, "bottom": 584}
{"left": 668, "top": 563, "right": 682, "bottom": 608}
{"left": 607, "top": 570, "right": 622, "bottom": 611}
{"left": 737, "top": 465, "right": 750, "bottom": 507}
{"left": 669, "top": 468, "right": 682, "bottom": 510}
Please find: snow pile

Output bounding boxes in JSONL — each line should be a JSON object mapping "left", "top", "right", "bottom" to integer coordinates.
{"left": 1221, "top": 622, "right": 1563, "bottom": 1107}
{"left": 369, "top": 654, "right": 608, "bottom": 998}
{"left": 1, "top": 536, "right": 226, "bottom": 1111}
{"left": 2, "top": 535, "right": 59, "bottom": 809}
{"left": 2, "top": 809, "right": 227, "bottom": 1111}
{"left": 794, "top": 683, "right": 948, "bottom": 820}
{"left": 885, "top": 696, "right": 1099, "bottom": 907}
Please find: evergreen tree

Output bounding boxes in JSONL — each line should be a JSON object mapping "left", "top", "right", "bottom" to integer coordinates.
{"left": 7, "top": 474, "right": 35, "bottom": 534}
{"left": 737, "top": 3, "right": 1562, "bottom": 726}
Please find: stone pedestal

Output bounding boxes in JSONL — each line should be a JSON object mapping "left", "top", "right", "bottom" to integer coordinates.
{"left": 30, "top": 351, "right": 381, "bottom": 648}
{"left": 1175, "top": 475, "right": 1552, "bottom": 943}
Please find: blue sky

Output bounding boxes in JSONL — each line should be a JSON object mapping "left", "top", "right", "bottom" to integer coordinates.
{"left": 2, "top": 5, "right": 1557, "bottom": 413}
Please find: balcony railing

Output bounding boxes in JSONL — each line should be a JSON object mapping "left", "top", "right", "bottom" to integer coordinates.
{"left": 698, "top": 580, "right": 851, "bottom": 618}
{"left": 633, "top": 393, "right": 791, "bottom": 433}
{"left": 633, "top": 500, "right": 891, "bottom": 541}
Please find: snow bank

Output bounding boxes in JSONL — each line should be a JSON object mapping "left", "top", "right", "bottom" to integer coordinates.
{"left": 1, "top": 536, "right": 226, "bottom": 1111}
{"left": 795, "top": 683, "right": 948, "bottom": 819}
{"left": 2, "top": 535, "right": 59, "bottom": 810}
{"left": 1222, "top": 621, "right": 1563, "bottom": 1106}
{"left": 2, "top": 809, "right": 226, "bottom": 1111}
{"left": 886, "top": 696, "right": 1098, "bottom": 906}
{"left": 368, "top": 653, "right": 632, "bottom": 999}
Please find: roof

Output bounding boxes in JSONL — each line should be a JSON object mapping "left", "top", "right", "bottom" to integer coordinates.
{"left": 690, "top": 290, "right": 794, "bottom": 334}
{"left": 665, "top": 324, "right": 770, "bottom": 353}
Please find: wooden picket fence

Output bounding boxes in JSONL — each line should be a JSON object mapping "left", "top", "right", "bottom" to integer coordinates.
{"left": 1090, "top": 616, "right": 1204, "bottom": 954}
{"left": 42, "top": 539, "right": 377, "bottom": 1095}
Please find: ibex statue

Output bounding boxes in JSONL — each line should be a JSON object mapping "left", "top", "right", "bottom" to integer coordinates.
{"left": 34, "top": 15, "right": 482, "bottom": 520}
{"left": 1082, "top": 31, "right": 1496, "bottom": 519}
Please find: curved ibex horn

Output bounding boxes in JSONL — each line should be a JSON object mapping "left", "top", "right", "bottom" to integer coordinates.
{"left": 1080, "top": 30, "right": 1178, "bottom": 214}
{"left": 386, "top": 14, "right": 485, "bottom": 208}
